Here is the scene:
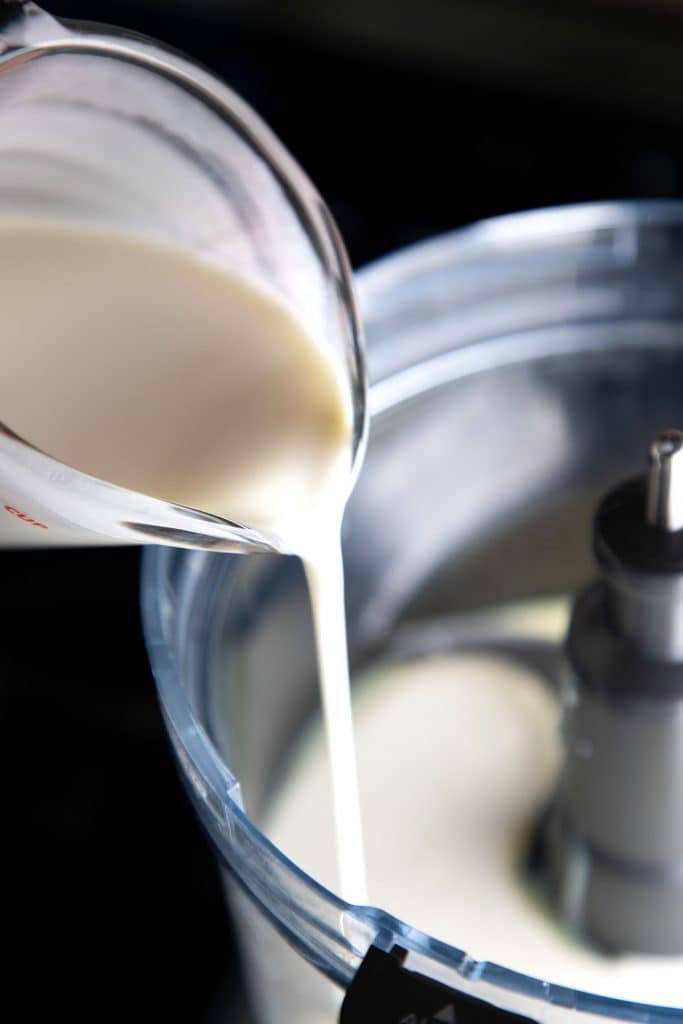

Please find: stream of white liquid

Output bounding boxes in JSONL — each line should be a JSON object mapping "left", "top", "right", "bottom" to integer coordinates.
{"left": 303, "top": 537, "right": 366, "bottom": 901}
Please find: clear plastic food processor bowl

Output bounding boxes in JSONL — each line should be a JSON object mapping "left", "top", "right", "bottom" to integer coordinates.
{"left": 141, "top": 202, "right": 683, "bottom": 1024}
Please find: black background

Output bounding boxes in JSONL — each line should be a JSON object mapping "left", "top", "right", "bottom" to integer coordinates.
{"left": 4, "top": 2, "right": 683, "bottom": 1021}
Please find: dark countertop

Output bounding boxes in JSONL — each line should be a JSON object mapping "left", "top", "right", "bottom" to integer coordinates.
{"left": 4, "top": 2, "right": 683, "bottom": 1021}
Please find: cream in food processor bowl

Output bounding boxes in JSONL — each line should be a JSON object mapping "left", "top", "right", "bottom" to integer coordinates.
{"left": 143, "top": 201, "right": 683, "bottom": 1023}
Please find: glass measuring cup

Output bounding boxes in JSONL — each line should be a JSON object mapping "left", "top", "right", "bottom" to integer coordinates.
{"left": 0, "top": 1, "right": 366, "bottom": 552}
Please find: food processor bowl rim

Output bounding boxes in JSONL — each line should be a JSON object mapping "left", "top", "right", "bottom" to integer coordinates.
{"left": 358, "top": 197, "right": 683, "bottom": 311}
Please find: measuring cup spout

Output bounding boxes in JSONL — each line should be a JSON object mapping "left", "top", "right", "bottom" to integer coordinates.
{"left": 0, "top": 424, "right": 288, "bottom": 552}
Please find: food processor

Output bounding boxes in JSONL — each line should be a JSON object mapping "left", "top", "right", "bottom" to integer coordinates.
{"left": 142, "top": 201, "right": 683, "bottom": 1023}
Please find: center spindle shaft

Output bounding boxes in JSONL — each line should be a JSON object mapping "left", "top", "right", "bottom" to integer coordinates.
{"left": 544, "top": 429, "right": 683, "bottom": 955}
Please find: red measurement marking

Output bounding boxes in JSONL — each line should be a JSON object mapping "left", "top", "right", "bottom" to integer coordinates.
{"left": 3, "top": 504, "right": 48, "bottom": 529}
